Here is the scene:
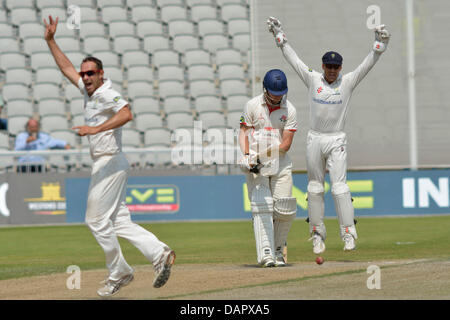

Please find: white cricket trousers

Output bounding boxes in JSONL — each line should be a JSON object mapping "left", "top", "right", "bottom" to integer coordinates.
{"left": 85, "top": 152, "right": 168, "bottom": 281}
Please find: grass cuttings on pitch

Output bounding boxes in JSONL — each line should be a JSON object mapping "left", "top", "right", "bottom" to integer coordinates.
{"left": 0, "top": 215, "right": 449, "bottom": 280}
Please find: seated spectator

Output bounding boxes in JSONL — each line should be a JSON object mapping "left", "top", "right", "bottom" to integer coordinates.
{"left": 14, "top": 118, "right": 71, "bottom": 173}
{"left": 0, "top": 95, "right": 7, "bottom": 130}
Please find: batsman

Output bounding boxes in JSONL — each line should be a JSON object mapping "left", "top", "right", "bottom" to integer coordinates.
{"left": 239, "top": 69, "right": 298, "bottom": 267}
{"left": 267, "top": 17, "right": 390, "bottom": 253}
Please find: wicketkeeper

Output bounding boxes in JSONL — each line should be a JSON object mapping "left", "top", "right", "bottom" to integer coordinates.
{"left": 267, "top": 17, "right": 390, "bottom": 253}
{"left": 239, "top": 69, "right": 298, "bottom": 267}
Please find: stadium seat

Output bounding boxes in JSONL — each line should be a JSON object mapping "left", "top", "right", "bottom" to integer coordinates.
{"left": 152, "top": 49, "right": 179, "bottom": 68}
{"left": 158, "top": 64, "right": 185, "bottom": 82}
{"left": 40, "top": 114, "right": 69, "bottom": 132}
{"left": 131, "top": 96, "right": 160, "bottom": 114}
{"left": 5, "top": 68, "right": 33, "bottom": 86}
{"left": 204, "top": 125, "right": 234, "bottom": 147}
{"left": 130, "top": 5, "right": 158, "bottom": 23}
{"left": 33, "top": 83, "right": 61, "bottom": 101}
{"left": 166, "top": 111, "right": 194, "bottom": 131}
{"left": 6, "top": 99, "right": 34, "bottom": 117}
{"left": 189, "top": 79, "right": 217, "bottom": 98}
{"left": 65, "top": 84, "right": 82, "bottom": 101}
{"left": 231, "top": 32, "right": 250, "bottom": 52}
{"left": 71, "top": 113, "right": 84, "bottom": 127}
{"left": 197, "top": 111, "right": 227, "bottom": 129}
{"left": 78, "top": 6, "right": 99, "bottom": 22}
{"left": 35, "top": 67, "right": 64, "bottom": 85}
{"left": 172, "top": 126, "right": 203, "bottom": 146}
{"left": 221, "top": 3, "right": 248, "bottom": 21}
{"left": 186, "top": 0, "right": 213, "bottom": 6}
{"left": 194, "top": 94, "right": 222, "bottom": 113}
{"left": 226, "top": 93, "right": 250, "bottom": 112}
{"left": 220, "top": 78, "right": 248, "bottom": 97}
{"left": 187, "top": 64, "right": 215, "bottom": 82}
{"left": 227, "top": 18, "right": 250, "bottom": 36}
{"left": 127, "top": 65, "right": 154, "bottom": 82}
{"left": 156, "top": 0, "right": 184, "bottom": 7}
{"left": 160, "top": 5, "right": 188, "bottom": 23}
{"left": 143, "top": 35, "right": 170, "bottom": 53}
{"left": 79, "top": 21, "right": 106, "bottom": 38}
{"left": 0, "top": 23, "right": 15, "bottom": 37}
{"left": 101, "top": 6, "right": 128, "bottom": 24}
{"left": 6, "top": 0, "right": 36, "bottom": 10}
{"left": 134, "top": 112, "right": 163, "bottom": 131}
{"left": 0, "top": 37, "right": 21, "bottom": 53}
{"left": 136, "top": 19, "right": 163, "bottom": 38}
{"left": 191, "top": 4, "right": 217, "bottom": 22}
{"left": 18, "top": 22, "right": 44, "bottom": 39}
{"left": 69, "top": 97, "right": 84, "bottom": 115}
{"left": 122, "top": 50, "right": 150, "bottom": 68}
{"left": 8, "top": 115, "right": 30, "bottom": 136}
{"left": 144, "top": 127, "right": 172, "bottom": 146}
{"left": 226, "top": 110, "right": 242, "bottom": 128}
{"left": 37, "top": 98, "right": 66, "bottom": 116}
{"left": 83, "top": 36, "right": 111, "bottom": 54}
{"left": 103, "top": 65, "right": 124, "bottom": 84}
{"left": 31, "top": 51, "right": 55, "bottom": 69}
{"left": 173, "top": 34, "right": 200, "bottom": 53}
{"left": 97, "top": 0, "right": 123, "bottom": 8}
{"left": 198, "top": 19, "right": 225, "bottom": 37}
{"left": 69, "top": 0, "right": 96, "bottom": 6}
{"left": 163, "top": 95, "right": 191, "bottom": 114}
{"left": 142, "top": 144, "right": 172, "bottom": 167}
{"left": 50, "top": 129, "right": 78, "bottom": 147}
{"left": 202, "top": 33, "right": 229, "bottom": 53}
{"left": 158, "top": 80, "right": 185, "bottom": 99}
{"left": 128, "top": 80, "right": 154, "bottom": 100}
{"left": 168, "top": 20, "right": 195, "bottom": 38}
{"left": 57, "top": 37, "right": 81, "bottom": 52}
{"left": 122, "top": 128, "right": 142, "bottom": 147}
{"left": 0, "top": 132, "right": 10, "bottom": 149}
{"left": 108, "top": 20, "right": 136, "bottom": 38}
{"left": 40, "top": 7, "right": 67, "bottom": 23}
{"left": 91, "top": 50, "right": 120, "bottom": 67}
{"left": 184, "top": 49, "right": 211, "bottom": 67}
{"left": 11, "top": 8, "right": 38, "bottom": 25}
{"left": 0, "top": 11, "right": 6, "bottom": 23}
{"left": 2, "top": 83, "right": 30, "bottom": 101}
{"left": 113, "top": 35, "right": 141, "bottom": 55}
{"left": 217, "top": 0, "right": 244, "bottom": 5}
{"left": 0, "top": 52, "right": 27, "bottom": 70}
{"left": 36, "top": 0, "right": 65, "bottom": 9}
{"left": 22, "top": 36, "right": 47, "bottom": 55}
{"left": 218, "top": 63, "right": 245, "bottom": 81}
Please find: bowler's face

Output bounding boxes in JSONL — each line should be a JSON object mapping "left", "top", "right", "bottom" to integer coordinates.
{"left": 322, "top": 64, "right": 342, "bottom": 84}
{"left": 80, "top": 61, "right": 104, "bottom": 96}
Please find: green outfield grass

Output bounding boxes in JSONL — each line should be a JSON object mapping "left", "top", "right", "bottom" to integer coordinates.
{"left": 1, "top": 215, "right": 449, "bottom": 281}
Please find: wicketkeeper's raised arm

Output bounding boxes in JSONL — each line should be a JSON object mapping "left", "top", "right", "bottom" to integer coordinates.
{"left": 44, "top": 15, "right": 80, "bottom": 87}
{"left": 267, "top": 17, "right": 313, "bottom": 88}
{"left": 345, "top": 24, "right": 391, "bottom": 90}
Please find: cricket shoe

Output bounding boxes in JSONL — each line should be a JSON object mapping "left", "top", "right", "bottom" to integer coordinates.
{"left": 260, "top": 256, "right": 276, "bottom": 268}
{"left": 97, "top": 273, "right": 134, "bottom": 297}
{"left": 343, "top": 233, "right": 356, "bottom": 251}
{"left": 274, "top": 251, "right": 287, "bottom": 267}
{"left": 309, "top": 233, "right": 326, "bottom": 255}
{"left": 153, "top": 248, "right": 176, "bottom": 288}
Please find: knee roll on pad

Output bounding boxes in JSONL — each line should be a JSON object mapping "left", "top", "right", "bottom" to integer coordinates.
{"left": 273, "top": 197, "right": 297, "bottom": 252}
{"left": 307, "top": 180, "right": 324, "bottom": 194}
{"left": 250, "top": 185, "right": 273, "bottom": 214}
{"left": 331, "top": 182, "right": 350, "bottom": 195}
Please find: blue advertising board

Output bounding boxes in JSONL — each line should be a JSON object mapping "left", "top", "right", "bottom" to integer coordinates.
{"left": 65, "top": 169, "right": 450, "bottom": 223}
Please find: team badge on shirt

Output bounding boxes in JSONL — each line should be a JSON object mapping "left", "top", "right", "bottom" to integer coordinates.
{"left": 279, "top": 115, "right": 287, "bottom": 123}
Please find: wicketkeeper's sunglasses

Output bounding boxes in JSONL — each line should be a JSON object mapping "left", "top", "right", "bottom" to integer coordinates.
{"left": 324, "top": 64, "right": 341, "bottom": 70}
{"left": 79, "top": 69, "right": 101, "bottom": 77}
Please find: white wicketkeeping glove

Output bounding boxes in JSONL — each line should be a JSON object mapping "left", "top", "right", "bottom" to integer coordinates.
{"left": 267, "top": 16, "right": 287, "bottom": 47}
{"left": 373, "top": 24, "right": 390, "bottom": 53}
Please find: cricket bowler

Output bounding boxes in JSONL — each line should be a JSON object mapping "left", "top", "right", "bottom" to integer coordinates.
{"left": 44, "top": 15, "right": 175, "bottom": 297}
{"left": 267, "top": 16, "right": 390, "bottom": 253}
{"left": 239, "top": 69, "right": 298, "bottom": 267}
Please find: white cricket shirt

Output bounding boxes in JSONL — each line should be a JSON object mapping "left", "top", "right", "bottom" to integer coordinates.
{"left": 282, "top": 43, "right": 381, "bottom": 133}
{"left": 78, "top": 78, "right": 128, "bottom": 159}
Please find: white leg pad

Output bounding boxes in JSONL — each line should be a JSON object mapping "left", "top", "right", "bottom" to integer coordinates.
{"left": 307, "top": 181, "right": 326, "bottom": 239}
{"left": 273, "top": 197, "right": 297, "bottom": 253}
{"left": 250, "top": 185, "right": 275, "bottom": 264}
{"left": 332, "top": 182, "right": 356, "bottom": 238}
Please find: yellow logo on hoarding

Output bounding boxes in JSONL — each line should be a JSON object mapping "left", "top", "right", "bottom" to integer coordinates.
{"left": 24, "top": 182, "right": 66, "bottom": 215}
{"left": 243, "top": 180, "right": 374, "bottom": 211}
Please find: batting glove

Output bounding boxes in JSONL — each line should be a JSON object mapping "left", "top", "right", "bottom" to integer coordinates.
{"left": 238, "top": 155, "right": 252, "bottom": 173}
{"left": 373, "top": 25, "right": 390, "bottom": 53}
{"left": 267, "top": 16, "right": 287, "bottom": 47}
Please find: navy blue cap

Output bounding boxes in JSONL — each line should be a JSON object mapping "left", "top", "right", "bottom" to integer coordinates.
{"left": 322, "top": 51, "right": 343, "bottom": 65}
